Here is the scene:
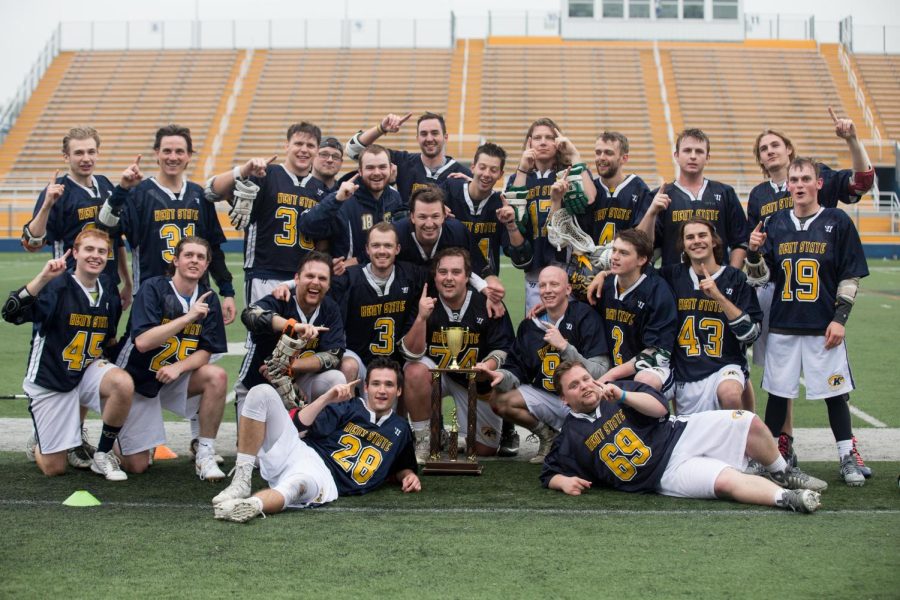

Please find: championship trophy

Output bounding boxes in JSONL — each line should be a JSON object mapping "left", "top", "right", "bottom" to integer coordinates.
{"left": 422, "top": 327, "right": 483, "bottom": 475}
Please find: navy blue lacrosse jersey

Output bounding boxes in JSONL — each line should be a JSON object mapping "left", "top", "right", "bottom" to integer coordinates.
{"left": 32, "top": 174, "right": 125, "bottom": 285}
{"left": 600, "top": 272, "right": 677, "bottom": 368}
{"left": 540, "top": 380, "right": 687, "bottom": 493}
{"left": 660, "top": 264, "right": 762, "bottom": 381}
{"left": 297, "top": 186, "right": 405, "bottom": 262}
{"left": 505, "top": 301, "right": 608, "bottom": 393}
{"left": 747, "top": 164, "right": 858, "bottom": 230}
{"left": 329, "top": 261, "right": 424, "bottom": 367}
{"left": 238, "top": 294, "right": 347, "bottom": 390}
{"left": 581, "top": 174, "right": 651, "bottom": 246}
{"left": 116, "top": 276, "right": 227, "bottom": 397}
{"left": 304, "top": 397, "right": 417, "bottom": 495}
{"left": 242, "top": 165, "right": 326, "bottom": 280}
{"left": 390, "top": 149, "right": 472, "bottom": 206}
{"left": 10, "top": 272, "right": 121, "bottom": 392}
{"left": 441, "top": 178, "right": 507, "bottom": 276}
{"left": 764, "top": 208, "right": 869, "bottom": 333}
{"left": 652, "top": 180, "right": 749, "bottom": 266}
{"left": 425, "top": 290, "right": 515, "bottom": 388}
{"left": 118, "top": 178, "right": 228, "bottom": 291}
{"left": 505, "top": 169, "right": 566, "bottom": 272}
{"left": 392, "top": 217, "right": 489, "bottom": 278}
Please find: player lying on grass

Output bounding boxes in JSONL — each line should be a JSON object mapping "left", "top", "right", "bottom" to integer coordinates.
{"left": 3, "top": 229, "right": 133, "bottom": 481}
{"left": 541, "top": 361, "right": 827, "bottom": 513}
{"left": 214, "top": 357, "right": 420, "bottom": 523}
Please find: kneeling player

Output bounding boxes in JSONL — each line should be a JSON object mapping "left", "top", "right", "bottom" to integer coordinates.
{"left": 213, "top": 357, "right": 421, "bottom": 522}
{"left": 3, "top": 229, "right": 132, "bottom": 480}
{"left": 660, "top": 219, "right": 762, "bottom": 414}
{"left": 542, "top": 361, "right": 826, "bottom": 512}
{"left": 116, "top": 237, "right": 228, "bottom": 479}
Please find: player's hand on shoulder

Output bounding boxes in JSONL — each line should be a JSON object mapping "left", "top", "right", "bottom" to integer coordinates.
{"left": 119, "top": 155, "right": 143, "bottom": 190}
{"left": 586, "top": 271, "right": 608, "bottom": 306}
{"left": 486, "top": 297, "right": 506, "bottom": 319}
{"left": 332, "top": 257, "right": 347, "bottom": 277}
{"left": 526, "top": 302, "right": 546, "bottom": 320}
{"left": 272, "top": 283, "right": 292, "bottom": 302}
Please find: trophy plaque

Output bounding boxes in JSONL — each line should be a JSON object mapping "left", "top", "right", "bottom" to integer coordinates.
{"left": 422, "top": 327, "right": 483, "bottom": 475}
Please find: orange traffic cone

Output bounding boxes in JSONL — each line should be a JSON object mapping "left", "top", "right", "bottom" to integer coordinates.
{"left": 153, "top": 445, "right": 178, "bottom": 460}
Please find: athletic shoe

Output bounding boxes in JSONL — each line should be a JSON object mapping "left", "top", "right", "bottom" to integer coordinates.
{"left": 498, "top": 422, "right": 520, "bottom": 458}
{"left": 839, "top": 453, "right": 865, "bottom": 487}
{"left": 851, "top": 436, "right": 873, "bottom": 478}
{"left": 90, "top": 451, "right": 127, "bottom": 481}
{"left": 212, "top": 463, "right": 254, "bottom": 505}
{"left": 778, "top": 489, "right": 821, "bottom": 514}
{"left": 777, "top": 433, "right": 798, "bottom": 468}
{"left": 413, "top": 430, "right": 431, "bottom": 466}
{"left": 196, "top": 454, "right": 227, "bottom": 481}
{"left": 67, "top": 427, "right": 96, "bottom": 469}
{"left": 25, "top": 433, "right": 36, "bottom": 462}
{"left": 527, "top": 424, "right": 558, "bottom": 465}
{"left": 743, "top": 459, "right": 767, "bottom": 476}
{"left": 763, "top": 466, "right": 828, "bottom": 492}
{"left": 214, "top": 497, "right": 264, "bottom": 523}
{"left": 189, "top": 438, "right": 225, "bottom": 465}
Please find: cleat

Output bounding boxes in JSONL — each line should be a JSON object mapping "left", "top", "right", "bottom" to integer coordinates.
{"left": 851, "top": 436, "right": 872, "bottom": 478}
{"left": 196, "top": 454, "right": 227, "bottom": 481}
{"left": 763, "top": 466, "right": 828, "bottom": 492}
{"left": 527, "top": 424, "right": 558, "bottom": 465}
{"left": 212, "top": 463, "right": 254, "bottom": 505}
{"left": 498, "top": 422, "right": 520, "bottom": 458}
{"left": 189, "top": 438, "right": 224, "bottom": 465}
{"left": 68, "top": 427, "right": 96, "bottom": 469}
{"left": 214, "top": 497, "right": 263, "bottom": 523}
{"left": 90, "top": 451, "right": 127, "bottom": 481}
{"left": 839, "top": 453, "right": 865, "bottom": 487}
{"left": 778, "top": 489, "right": 821, "bottom": 514}
{"left": 25, "top": 433, "right": 36, "bottom": 462}
{"left": 778, "top": 433, "right": 798, "bottom": 468}
{"left": 413, "top": 430, "right": 431, "bottom": 467}
{"left": 743, "top": 459, "right": 767, "bottom": 476}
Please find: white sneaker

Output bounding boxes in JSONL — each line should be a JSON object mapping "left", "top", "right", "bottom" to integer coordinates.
{"left": 25, "top": 433, "right": 36, "bottom": 462}
{"left": 214, "top": 497, "right": 263, "bottom": 523}
{"left": 189, "top": 438, "right": 224, "bottom": 465}
{"left": 212, "top": 463, "right": 254, "bottom": 505}
{"left": 196, "top": 454, "right": 227, "bottom": 481}
{"left": 413, "top": 430, "right": 431, "bottom": 466}
{"left": 91, "top": 451, "right": 128, "bottom": 481}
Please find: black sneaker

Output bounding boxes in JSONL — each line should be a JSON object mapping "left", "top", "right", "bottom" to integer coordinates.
{"left": 498, "top": 421, "right": 520, "bottom": 457}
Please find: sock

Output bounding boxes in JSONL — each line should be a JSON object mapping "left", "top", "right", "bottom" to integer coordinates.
{"left": 249, "top": 496, "right": 264, "bottom": 512}
{"left": 836, "top": 439, "right": 853, "bottom": 460}
{"left": 410, "top": 420, "right": 429, "bottom": 433}
{"left": 197, "top": 437, "right": 216, "bottom": 458}
{"left": 190, "top": 414, "right": 200, "bottom": 439}
{"left": 236, "top": 452, "right": 256, "bottom": 467}
{"left": 774, "top": 489, "right": 787, "bottom": 507}
{"left": 765, "top": 455, "right": 788, "bottom": 473}
{"left": 824, "top": 394, "right": 853, "bottom": 444}
{"left": 763, "top": 394, "right": 790, "bottom": 437}
{"left": 97, "top": 423, "right": 123, "bottom": 454}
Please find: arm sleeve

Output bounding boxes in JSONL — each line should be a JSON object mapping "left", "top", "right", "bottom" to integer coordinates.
{"left": 297, "top": 192, "right": 342, "bottom": 238}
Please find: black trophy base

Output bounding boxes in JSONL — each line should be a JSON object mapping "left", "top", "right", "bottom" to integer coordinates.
{"left": 422, "top": 459, "right": 483, "bottom": 476}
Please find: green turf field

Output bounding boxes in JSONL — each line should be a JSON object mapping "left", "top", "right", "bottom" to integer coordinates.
{"left": 0, "top": 253, "right": 898, "bottom": 598}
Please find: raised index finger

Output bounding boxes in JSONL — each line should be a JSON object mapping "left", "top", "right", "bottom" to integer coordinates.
{"left": 399, "top": 112, "right": 413, "bottom": 124}
{"left": 753, "top": 222, "right": 763, "bottom": 233}
{"left": 827, "top": 106, "right": 838, "bottom": 123}
{"left": 50, "top": 170, "right": 60, "bottom": 185}
{"left": 553, "top": 128, "right": 562, "bottom": 138}
{"left": 701, "top": 264, "right": 711, "bottom": 278}
{"left": 134, "top": 154, "right": 142, "bottom": 167}
{"left": 198, "top": 290, "right": 214, "bottom": 302}
{"left": 266, "top": 154, "right": 278, "bottom": 165}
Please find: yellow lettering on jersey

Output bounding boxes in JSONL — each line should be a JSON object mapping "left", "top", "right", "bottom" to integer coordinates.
{"left": 382, "top": 300, "right": 406, "bottom": 313}
{"left": 91, "top": 315, "right": 109, "bottom": 329}
{"left": 607, "top": 207, "right": 631, "bottom": 221}
{"left": 77, "top": 206, "right": 99, "bottom": 220}
{"left": 677, "top": 298, "right": 696, "bottom": 311}
{"left": 175, "top": 208, "right": 199, "bottom": 220}
{"left": 69, "top": 313, "right": 93, "bottom": 327}
{"left": 360, "top": 304, "right": 382, "bottom": 317}
{"left": 697, "top": 299, "right": 722, "bottom": 312}
{"left": 365, "top": 430, "right": 394, "bottom": 452}
{"left": 154, "top": 209, "right": 176, "bottom": 221}
{"left": 275, "top": 193, "right": 318, "bottom": 210}
{"left": 584, "top": 409, "right": 626, "bottom": 451}
{"left": 473, "top": 222, "right": 496, "bottom": 234}
{"left": 604, "top": 308, "right": 636, "bottom": 325}
{"left": 343, "top": 423, "right": 369, "bottom": 438}
{"left": 798, "top": 241, "right": 827, "bottom": 255}
{"left": 594, "top": 208, "right": 608, "bottom": 221}
{"left": 536, "top": 344, "right": 552, "bottom": 360}
{"left": 778, "top": 241, "right": 799, "bottom": 255}
{"left": 671, "top": 208, "right": 719, "bottom": 222}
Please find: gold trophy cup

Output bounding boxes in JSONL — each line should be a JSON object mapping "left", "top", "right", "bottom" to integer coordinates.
{"left": 441, "top": 327, "right": 468, "bottom": 370}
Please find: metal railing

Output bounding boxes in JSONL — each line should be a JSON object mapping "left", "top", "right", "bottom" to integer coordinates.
{"left": 838, "top": 43, "right": 884, "bottom": 163}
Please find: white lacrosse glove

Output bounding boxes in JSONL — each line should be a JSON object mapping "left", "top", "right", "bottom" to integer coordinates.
{"left": 229, "top": 179, "right": 259, "bottom": 230}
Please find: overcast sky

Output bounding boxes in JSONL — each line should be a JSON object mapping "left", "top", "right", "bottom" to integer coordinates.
{"left": 0, "top": 0, "right": 897, "bottom": 108}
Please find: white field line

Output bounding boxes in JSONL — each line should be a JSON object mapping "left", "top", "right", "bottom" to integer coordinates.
{"left": 1, "top": 498, "right": 896, "bottom": 516}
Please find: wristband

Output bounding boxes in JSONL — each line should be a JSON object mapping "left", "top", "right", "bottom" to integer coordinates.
{"left": 516, "top": 167, "right": 530, "bottom": 174}
{"left": 377, "top": 123, "right": 386, "bottom": 135}
{"left": 282, "top": 318, "right": 298, "bottom": 336}
{"left": 617, "top": 390, "right": 627, "bottom": 406}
